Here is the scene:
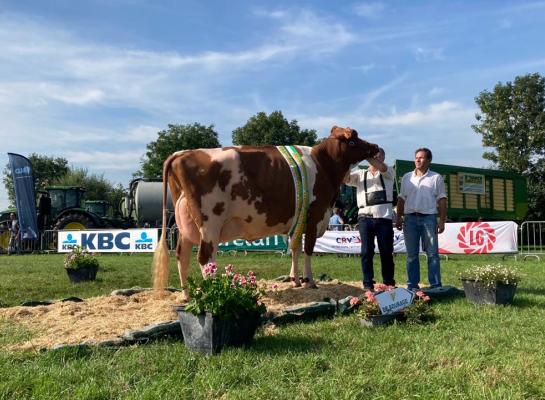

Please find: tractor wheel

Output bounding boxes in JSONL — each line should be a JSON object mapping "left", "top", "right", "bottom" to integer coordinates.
{"left": 54, "top": 213, "right": 97, "bottom": 231}
{"left": 0, "top": 229, "right": 10, "bottom": 252}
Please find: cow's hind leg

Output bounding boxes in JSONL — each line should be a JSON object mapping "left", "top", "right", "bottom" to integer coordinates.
{"left": 289, "top": 241, "right": 302, "bottom": 287}
{"left": 176, "top": 235, "right": 194, "bottom": 301}
{"left": 197, "top": 227, "right": 220, "bottom": 276}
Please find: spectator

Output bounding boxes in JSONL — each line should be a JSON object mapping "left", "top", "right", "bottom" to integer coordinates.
{"left": 8, "top": 213, "right": 20, "bottom": 255}
{"left": 328, "top": 208, "right": 344, "bottom": 231}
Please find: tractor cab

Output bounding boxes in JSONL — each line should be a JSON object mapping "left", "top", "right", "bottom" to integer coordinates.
{"left": 85, "top": 200, "right": 110, "bottom": 218}
{"left": 46, "top": 186, "right": 85, "bottom": 218}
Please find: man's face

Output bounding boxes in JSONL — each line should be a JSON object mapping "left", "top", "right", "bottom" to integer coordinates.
{"left": 415, "top": 151, "right": 431, "bottom": 171}
{"left": 374, "top": 150, "right": 385, "bottom": 163}
{"left": 10, "top": 213, "right": 15, "bottom": 220}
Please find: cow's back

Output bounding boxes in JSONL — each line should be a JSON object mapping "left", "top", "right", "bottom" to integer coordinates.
{"left": 171, "top": 146, "right": 297, "bottom": 241}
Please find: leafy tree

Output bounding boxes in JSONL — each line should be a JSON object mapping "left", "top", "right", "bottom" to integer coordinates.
{"left": 53, "top": 168, "right": 126, "bottom": 211}
{"left": 3, "top": 154, "right": 69, "bottom": 206}
{"left": 232, "top": 111, "right": 317, "bottom": 146}
{"left": 472, "top": 73, "right": 545, "bottom": 219}
{"left": 136, "top": 123, "right": 221, "bottom": 179}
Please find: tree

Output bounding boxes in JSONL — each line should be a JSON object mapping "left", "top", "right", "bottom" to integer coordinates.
{"left": 136, "top": 123, "right": 221, "bottom": 179}
{"left": 232, "top": 111, "right": 317, "bottom": 146}
{"left": 53, "top": 168, "right": 126, "bottom": 209}
{"left": 472, "top": 73, "right": 545, "bottom": 219}
{"left": 2, "top": 153, "right": 69, "bottom": 206}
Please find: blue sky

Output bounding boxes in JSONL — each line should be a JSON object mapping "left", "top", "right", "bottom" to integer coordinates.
{"left": 1, "top": 0, "right": 545, "bottom": 210}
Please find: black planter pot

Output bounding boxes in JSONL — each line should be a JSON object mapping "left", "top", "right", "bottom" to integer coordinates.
{"left": 360, "top": 311, "right": 405, "bottom": 327}
{"left": 461, "top": 279, "right": 517, "bottom": 305}
{"left": 66, "top": 265, "right": 98, "bottom": 283}
{"left": 173, "top": 306, "right": 260, "bottom": 355}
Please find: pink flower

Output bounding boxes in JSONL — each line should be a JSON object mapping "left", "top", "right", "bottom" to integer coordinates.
{"left": 416, "top": 291, "right": 425, "bottom": 298}
{"left": 423, "top": 296, "right": 431, "bottom": 302}
{"left": 240, "top": 276, "right": 248, "bottom": 286}
{"left": 375, "top": 283, "right": 387, "bottom": 292}
{"left": 271, "top": 283, "right": 279, "bottom": 290}
{"left": 248, "top": 271, "right": 255, "bottom": 276}
{"left": 349, "top": 297, "right": 361, "bottom": 306}
{"left": 225, "top": 264, "right": 234, "bottom": 274}
{"left": 364, "top": 291, "right": 376, "bottom": 303}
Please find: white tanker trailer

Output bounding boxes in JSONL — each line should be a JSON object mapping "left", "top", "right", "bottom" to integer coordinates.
{"left": 121, "top": 179, "right": 174, "bottom": 228}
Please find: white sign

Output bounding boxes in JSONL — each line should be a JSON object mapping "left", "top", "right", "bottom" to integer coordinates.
{"left": 57, "top": 229, "right": 158, "bottom": 253}
{"left": 309, "top": 230, "right": 405, "bottom": 254}
{"left": 375, "top": 288, "right": 415, "bottom": 315}
{"left": 459, "top": 173, "right": 485, "bottom": 195}
{"left": 438, "top": 221, "right": 517, "bottom": 254}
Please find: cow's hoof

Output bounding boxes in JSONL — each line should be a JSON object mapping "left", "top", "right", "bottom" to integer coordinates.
{"left": 290, "top": 276, "right": 302, "bottom": 287}
{"left": 180, "top": 290, "right": 190, "bottom": 303}
{"left": 301, "top": 277, "right": 318, "bottom": 289}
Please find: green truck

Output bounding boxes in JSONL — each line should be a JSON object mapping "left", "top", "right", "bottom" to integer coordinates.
{"left": 339, "top": 160, "right": 528, "bottom": 224}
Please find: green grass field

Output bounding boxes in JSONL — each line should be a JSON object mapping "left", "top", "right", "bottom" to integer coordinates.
{"left": 1, "top": 252, "right": 545, "bottom": 399}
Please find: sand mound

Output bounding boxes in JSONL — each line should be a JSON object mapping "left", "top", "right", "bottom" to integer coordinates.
{"left": 0, "top": 280, "right": 363, "bottom": 351}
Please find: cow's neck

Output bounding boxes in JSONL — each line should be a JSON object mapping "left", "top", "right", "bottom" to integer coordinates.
{"left": 311, "top": 145, "right": 351, "bottom": 191}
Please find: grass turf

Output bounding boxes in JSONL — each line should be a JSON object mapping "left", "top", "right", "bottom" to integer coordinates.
{"left": 1, "top": 252, "right": 544, "bottom": 399}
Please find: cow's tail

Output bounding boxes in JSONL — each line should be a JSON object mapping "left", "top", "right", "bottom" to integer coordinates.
{"left": 152, "top": 155, "right": 175, "bottom": 291}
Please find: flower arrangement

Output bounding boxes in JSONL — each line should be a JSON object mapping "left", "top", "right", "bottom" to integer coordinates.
{"left": 63, "top": 246, "right": 99, "bottom": 270}
{"left": 184, "top": 263, "right": 266, "bottom": 320}
{"left": 460, "top": 264, "right": 521, "bottom": 289}
{"left": 350, "top": 284, "right": 434, "bottom": 324}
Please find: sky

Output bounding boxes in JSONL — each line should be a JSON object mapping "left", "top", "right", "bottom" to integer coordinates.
{"left": 1, "top": 0, "right": 545, "bottom": 210}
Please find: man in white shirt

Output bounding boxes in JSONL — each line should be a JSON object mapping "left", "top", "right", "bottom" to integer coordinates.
{"left": 395, "top": 148, "right": 447, "bottom": 290}
{"left": 345, "top": 148, "right": 395, "bottom": 291}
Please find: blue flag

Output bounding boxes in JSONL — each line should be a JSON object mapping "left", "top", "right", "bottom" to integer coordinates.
{"left": 8, "top": 153, "right": 38, "bottom": 240}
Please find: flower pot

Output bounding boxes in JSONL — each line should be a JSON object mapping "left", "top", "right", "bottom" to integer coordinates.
{"left": 461, "top": 279, "right": 517, "bottom": 305}
{"left": 173, "top": 306, "right": 260, "bottom": 355}
{"left": 360, "top": 312, "right": 405, "bottom": 327}
{"left": 66, "top": 265, "right": 98, "bottom": 283}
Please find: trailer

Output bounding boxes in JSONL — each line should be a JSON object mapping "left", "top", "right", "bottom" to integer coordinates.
{"left": 339, "top": 160, "right": 528, "bottom": 224}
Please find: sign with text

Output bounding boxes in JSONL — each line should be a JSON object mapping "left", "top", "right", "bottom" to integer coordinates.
{"left": 58, "top": 229, "right": 158, "bottom": 253}
{"left": 459, "top": 173, "right": 485, "bottom": 195}
{"left": 375, "top": 288, "right": 415, "bottom": 315}
{"left": 218, "top": 235, "right": 287, "bottom": 252}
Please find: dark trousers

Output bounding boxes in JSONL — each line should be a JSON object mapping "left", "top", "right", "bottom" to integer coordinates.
{"left": 358, "top": 217, "right": 395, "bottom": 288}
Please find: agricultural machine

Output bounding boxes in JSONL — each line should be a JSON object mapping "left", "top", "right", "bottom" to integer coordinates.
{"left": 0, "top": 179, "right": 173, "bottom": 252}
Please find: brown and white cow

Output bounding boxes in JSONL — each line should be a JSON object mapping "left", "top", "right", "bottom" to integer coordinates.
{"left": 153, "top": 126, "right": 379, "bottom": 296}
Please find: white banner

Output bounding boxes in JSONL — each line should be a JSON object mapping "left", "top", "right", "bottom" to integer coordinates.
{"left": 312, "top": 221, "right": 517, "bottom": 255}
{"left": 438, "top": 221, "right": 518, "bottom": 254}
{"left": 58, "top": 229, "right": 158, "bottom": 253}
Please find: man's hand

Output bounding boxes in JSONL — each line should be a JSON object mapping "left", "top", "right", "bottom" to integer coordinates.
{"left": 437, "top": 220, "right": 445, "bottom": 234}
{"left": 395, "top": 216, "right": 403, "bottom": 230}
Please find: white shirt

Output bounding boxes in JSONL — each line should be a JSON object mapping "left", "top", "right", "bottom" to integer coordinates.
{"left": 399, "top": 169, "right": 447, "bottom": 215}
{"left": 345, "top": 165, "right": 395, "bottom": 219}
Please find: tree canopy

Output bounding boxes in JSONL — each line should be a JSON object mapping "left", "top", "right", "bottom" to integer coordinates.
{"left": 3, "top": 153, "right": 70, "bottom": 206}
{"left": 232, "top": 111, "right": 317, "bottom": 146}
{"left": 472, "top": 72, "right": 545, "bottom": 219}
{"left": 137, "top": 123, "right": 221, "bottom": 179}
{"left": 53, "top": 168, "right": 126, "bottom": 210}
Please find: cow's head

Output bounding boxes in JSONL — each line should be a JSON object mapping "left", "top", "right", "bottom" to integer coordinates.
{"left": 328, "top": 126, "right": 379, "bottom": 165}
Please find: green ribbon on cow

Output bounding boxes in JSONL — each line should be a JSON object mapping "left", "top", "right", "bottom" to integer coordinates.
{"left": 277, "top": 145, "right": 309, "bottom": 250}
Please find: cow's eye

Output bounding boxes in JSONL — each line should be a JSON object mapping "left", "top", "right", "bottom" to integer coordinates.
{"left": 348, "top": 140, "right": 355, "bottom": 146}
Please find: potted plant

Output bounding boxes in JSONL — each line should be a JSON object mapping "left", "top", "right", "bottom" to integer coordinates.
{"left": 173, "top": 263, "right": 266, "bottom": 355}
{"left": 460, "top": 264, "right": 521, "bottom": 305}
{"left": 63, "top": 246, "right": 99, "bottom": 283}
{"left": 351, "top": 284, "right": 434, "bottom": 326}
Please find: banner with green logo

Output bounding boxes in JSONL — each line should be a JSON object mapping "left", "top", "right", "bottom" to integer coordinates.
{"left": 218, "top": 235, "right": 288, "bottom": 252}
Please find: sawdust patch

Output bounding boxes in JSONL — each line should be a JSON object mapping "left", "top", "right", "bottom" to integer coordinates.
{"left": 0, "top": 280, "right": 363, "bottom": 351}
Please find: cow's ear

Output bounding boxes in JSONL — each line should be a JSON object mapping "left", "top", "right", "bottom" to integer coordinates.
{"left": 330, "top": 126, "right": 340, "bottom": 136}
{"left": 330, "top": 125, "right": 350, "bottom": 139}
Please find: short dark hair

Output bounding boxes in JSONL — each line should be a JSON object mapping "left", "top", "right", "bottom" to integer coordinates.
{"left": 415, "top": 147, "right": 432, "bottom": 161}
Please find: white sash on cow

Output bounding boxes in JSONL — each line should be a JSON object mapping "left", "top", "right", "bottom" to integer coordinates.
{"left": 277, "top": 145, "right": 309, "bottom": 250}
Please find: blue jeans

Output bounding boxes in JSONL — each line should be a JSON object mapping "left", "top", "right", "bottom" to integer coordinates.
{"left": 358, "top": 217, "right": 395, "bottom": 288}
{"left": 403, "top": 214, "right": 441, "bottom": 289}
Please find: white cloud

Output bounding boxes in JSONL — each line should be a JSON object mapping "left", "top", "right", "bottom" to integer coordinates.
{"left": 414, "top": 47, "right": 445, "bottom": 62}
{"left": 354, "top": 2, "right": 385, "bottom": 18}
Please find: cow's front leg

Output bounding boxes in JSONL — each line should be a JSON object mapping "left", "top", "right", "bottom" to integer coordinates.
{"left": 289, "top": 241, "right": 302, "bottom": 287}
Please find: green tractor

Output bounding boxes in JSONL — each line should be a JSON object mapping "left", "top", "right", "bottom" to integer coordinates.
{"left": 44, "top": 186, "right": 131, "bottom": 231}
